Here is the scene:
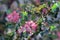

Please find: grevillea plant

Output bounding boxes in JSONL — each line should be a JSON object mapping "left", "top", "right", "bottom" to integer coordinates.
{"left": 6, "top": 11, "right": 20, "bottom": 23}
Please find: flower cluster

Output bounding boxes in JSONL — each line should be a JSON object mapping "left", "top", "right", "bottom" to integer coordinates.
{"left": 6, "top": 11, "right": 20, "bottom": 23}
{"left": 18, "top": 20, "right": 37, "bottom": 34}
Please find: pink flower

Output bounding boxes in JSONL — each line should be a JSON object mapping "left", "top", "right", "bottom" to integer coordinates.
{"left": 18, "top": 21, "right": 37, "bottom": 34}
{"left": 26, "top": 26, "right": 31, "bottom": 33}
{"left": 6, "top": 11, "right": 20, "bottom": 23}
{"left": 26, "top": 21, "right": 37, "bottom": 31}
{"left": 42, "top": 8, "right": 47, "bottom": 14}
{"left": 54, "top": 32, "right": 60, "bottom": 40}
{"left": 57, "top": 32, "right": 60, "bottom": 38}
{"left": 31, "top": 23, "right": 37, "bottom": 30}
